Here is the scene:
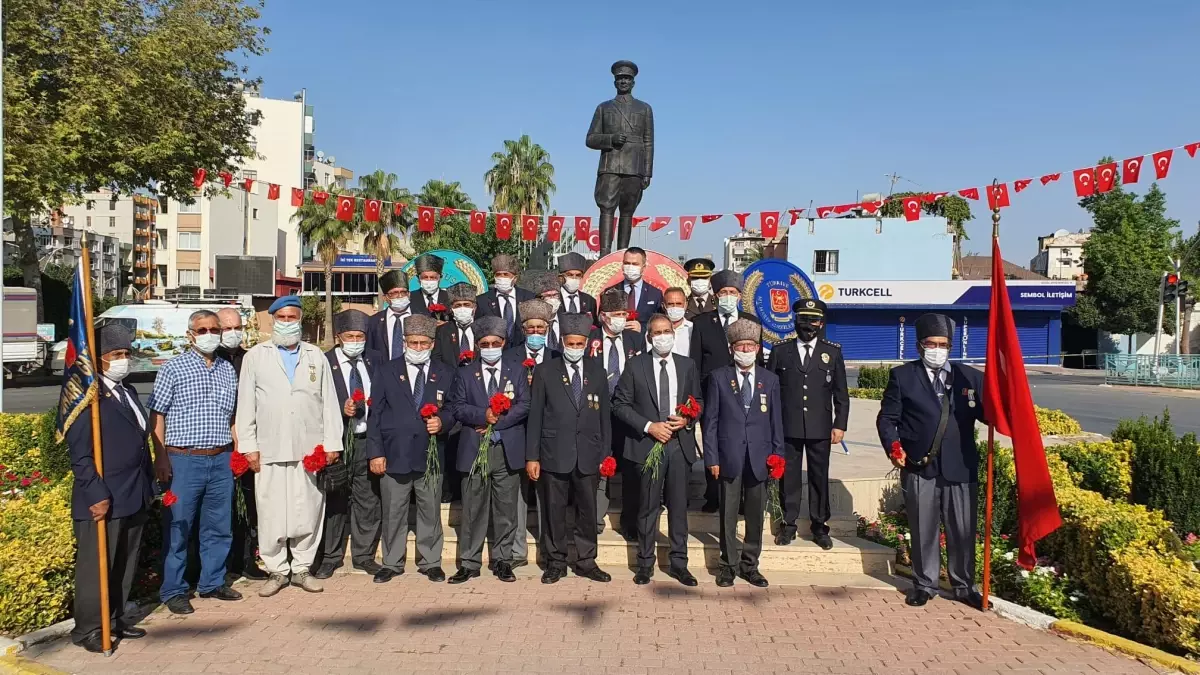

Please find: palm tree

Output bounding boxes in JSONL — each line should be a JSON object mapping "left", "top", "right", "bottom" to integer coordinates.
{"left": 415, "top": 179, "right": 476, "bottom": 248}
{"left": 484, "top": 135, "right": 556, "bottom": 217}
{"left": 357, "top": 169, "right": 415, "bottom": 305}
{"left": 292, "top": 187, "right": 354, "bottom": 347}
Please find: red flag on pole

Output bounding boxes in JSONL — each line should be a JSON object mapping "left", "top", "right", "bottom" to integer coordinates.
{"left": 986, "top": 183, "right": 1011, "bottom": 210}
{"left": 1152, "top": 149, "right": 1173, "bottom": 179}
{"left": 760, "top": 211, "right": 780, "bottom": 238}
{"left": 1095, "top": 162, "right": 1118, "bottom": 193}
{"left": 335, "top": 195, "right": 356, "bottom": 222}
{"left": 679, "top": 216, "right": 697, "bottom": 240}
{"left": 649, "top": 216, "right": 671, "bottom": 232}
{"left": 417, "top": 205, "right": 435, "bottom": 232}
{"left": 495, "top": 214, "right": 513, "bottom": 239}
{"left": 1122, "top": 156, "right": 1143, "bottom": 184}
{"left": 267, "top": 184, "right": 280, "bottom": 201}
{"left": 290, "top": 188, "right": 305, "bottom": 207}
{"left": 469, "top": 210, "right": 486, "bottom": 234}
{"left": 363, "top": 199, "right": 382, "bottom": 222}
{"left": 574, "top": 216, "right": 591, "bottom": 242}
{"left": 984, "top": 237, "right": 1062, "bottom": 569}
{"left": 521, "top": 215, "right": 539, "bottom": 241}
{"left": 193, "top": 168, "right": 207, "bottom": 189}
{"left": 546, "top": 216, "right": 564, "bottom": 242}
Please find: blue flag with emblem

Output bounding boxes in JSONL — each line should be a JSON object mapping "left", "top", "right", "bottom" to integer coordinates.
{"left": 55, "top": 260, "right": 98, "bottom": 441}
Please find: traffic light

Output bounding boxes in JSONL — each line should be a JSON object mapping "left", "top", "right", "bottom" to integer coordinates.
{"left": 1179, "top": 279, "right": 1191, "bottom": 299}
{"left": 1163, "top": 273, "right": 1180, "bottom": 304}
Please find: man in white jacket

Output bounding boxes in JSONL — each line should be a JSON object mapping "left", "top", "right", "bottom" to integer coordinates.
{"left": 236, "top": 296, "right": 343, "bottom": 596}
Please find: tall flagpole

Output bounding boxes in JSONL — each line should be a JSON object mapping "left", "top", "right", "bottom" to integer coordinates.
{"left": 80, "top": 231, "right": 115, "bottom": 654}
{"left": 981, "top": 198, "right": 1000, "bottom": 612}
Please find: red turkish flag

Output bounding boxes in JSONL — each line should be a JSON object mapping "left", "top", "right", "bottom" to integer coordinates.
{"left": 923, "top": 193, "right": 946, "bottom": 203}
{"left": 1152, "top": 149, "right": 1173, "bottom": 179}
{"left": 860, "top": 201, "right": 881, "bottom": 215}
{"left": 787, "top": 209, "right": 804, "bottom": 224}
{"left": 495, "top": 213, "right": 513, "bottom": 239}
{"left": 440, "top": 206, "right": 456, "bottom": 219}
{"left": 731, "top": 213, "right": 749, "bottom": 229}
{"left": 193, "top": 168, "right": 207, "bottom": 189}
{"left": 701, "top": 214, "right": 723, "bottom": 223}
{"left": 547, "top": 216, "right": 564, "bottom": 242}
{"left": 902, "top": 196, "right": 922, "bottom": 222}
{"left": 469, "top": 210, "right": 486, "bottom": 234}
{"left": 679, "top": 216, "right": 697, "bottom": 241}
{"left": 521, "top": 214, "right": 539, "bottom": 241}
{"left": 816, "top": 206, "right": 834, "bottom": 219}
{"left": 1014, "top": 179, "right": 1032, "bottom": 193}
{"left": 984, "top": 237, "right": 1062, "bottom": 569}
{"left": 760, "top": 211, "right": 780, "bottom": 238}
{"left": 649, "top": 216, "right": 671, "bottom": 232}
{"left": 267, "top": 183, "right": 280, "bottom": 200}
{"left": 1186, "top": 142, "right": 1200, "bottom": 158}
{"left": 417, "top": 205, "right": 436, "bottom": 232}
{"left": 290, "top": 188, "right": 305, "bottom": 206}
{"left": 219, "top": 171, "right": 233, "bottom": 188}
{"left": 1122, "top": 157, "right": 1143, "bottom": 184}
{"left": 1095, "top": 162, "right": 1118, "bottom": 193}
{"left": 1040, "top": 173, "right": 1061, "bottom": 186}
{"left": 986, "top": 183, "right": 1011, "bottom": 210}
{"left": 632, "top": 216, "right": 649, "bottom": 228}
{"left": 958, "top": 187, "right": 980, "bottom": 201}
{"left": 313, "top": 191, "right": 330, "bottom": 205}
{"left": 393, "top": 202, "right": 407, "bottom": 217}
{"left": 242, "top": 177, "right": 255, "bottom": 192}
{"left": 586, "top": 228, "right": 601, "bottom": 252}
{"left": 1072, "top": 168, "right": 1095, "bottom": 197}
{"left": 364, "top": 199, "right": 382, "bottom": 222}
{"left": 335, "top": 195, "right": 356, "bottom": 222}
{"left": 574, "top": 216, "right": 591, "bottom": 242}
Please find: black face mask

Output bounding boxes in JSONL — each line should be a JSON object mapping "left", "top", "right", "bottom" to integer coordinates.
{"left": 796, "top": 323, "right": 820, "bottom": 341}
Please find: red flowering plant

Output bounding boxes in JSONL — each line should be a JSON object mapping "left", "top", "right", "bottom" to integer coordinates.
{"left": 420, "top": 403, "right": 442, "bottom": 485}
{"left": 599, "top": 456, "right": 617, "bottom": 478}
{"left": 427, "top": 303, "right": 448, "bottom": 323}
{"left": 229, "top": 452, "right": 250, "bottom": 518}
{"left": 458, "top": 350, "right": 475, "bottom": 366}
{"left": 303, "top": 444, "right": 328, "bottom": 473}
{"left": 472, "top": 393, "right": 513, "bottom": 482}
{"left": 627, "top": 310, "right": 639, "bottom": 322}
{"left": 766, "top": 454, "right": 786, "bottom": 523}
{"left": 522, "top": 357, "right": 536, "bottom": 370}
{"left": 343, "top": 388, "right": 368, "bottom": 463}
{"left": 162, "top": 490, "right": 179, "bottom": 507}
{"left": 889, "top": 441, "right": 905, "bottom": 462}
{"left": 642, "top": 395, "right": 702, "bottom": 480}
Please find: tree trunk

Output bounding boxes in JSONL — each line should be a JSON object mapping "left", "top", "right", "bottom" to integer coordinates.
{"left": 11, "top": 213, "right": 46, "bottom": 322}
{"left": 323, "top": 264, "right": 334, "bottom": 348}
{"left": 376, "top": 257, "right": 386, "bottom": 310}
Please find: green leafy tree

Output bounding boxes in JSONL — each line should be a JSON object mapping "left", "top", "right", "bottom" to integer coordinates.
{"left": 412, "top": 180, "right": 518, "bottom": 281}
{"left": 4, "top": 0, "right": 267, "bottom": 320}
{"left": 880, "top": 192, "right": 974, "bottom": 276}
{"left": 300, "top": 295, "right": 342, "bottom": 346}
{"left": 483, "top": 135, "right": 556, "bottom": 217}
{"left": 356, "top": 170, "right": 415, "bottom": 305}
{"left": 292, "top": 189, "right": 354, "bottom": 347}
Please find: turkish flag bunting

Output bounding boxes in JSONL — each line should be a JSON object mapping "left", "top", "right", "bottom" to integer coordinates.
{"left": 700, "top": 214, "right": 723, "bottom": 223}
{"left": 364, "top": 199, "right": 382, "bottom": 223}
{"left": 335, "top": 195, "right": 356, "bottom": 222}
{"left": 679, "top": 216, "right": 697, "bottom": 241}
{"left": 219, "top": 171, "right": 233, "bottom": 188}
{"left": 1072, "top": 168, "right": 1095, "bottom": 197}
{"left": 984, "top": 237, "right": 1062, "bottom": 569}
{"left": 192, "top": 168, "right": 207, "bottom": 189}
{"left": 242, "top": 178, "right": 254, "bottom": 192}
{"left": 760, "top": 211, "right": 780, "bottom": 238}
{"left": 495, "top": 213, "right": 513, "bottom": 239}
{"left": 521, "top": 215, "right": 539, "bottom": 241}
{"left": 987, "top": 183, "right": 1011, "bottom": 210}
{"left": 958, "top": 188, "right": 980, "bottom": 200}
{"left": 632, "top": 216, "right": 649, "bottom": 228}
{"left": 1096, "top": 162, "right": 1118, "bottom": 193}
{"left": 1152, "top": 149, "right": 1173, "bottom": 179}
{"left": 1186, "top": 142, "right": 1200, "bottom": 158}
{"left": 902, "top": 196, "right": 922, "bottom": 222}
{"left": 393, "top": 202, "right": 406, "bottom": 217}
{"left": 574, "top": 216, "right": 591, "bottom": 242}
{"left": 469, "top": 211, "right": 486, "bottom": 234}
{"left": 1040, "top": 173, "right": 1061, "bottom": 186}
{"left": 1122, "top": 157, "right": 1143, "bottom": 184}
{"left": 649, "top": 216, "right": 671, "bottom": 232}
{"left": 313, "top": 191, "right": 330, "bottom": 205}
{"left": 923, "top": 192, "right": 946, "bottom": 203}
{"left": 787, "top": 209, "right": 804, "bottom": 225}
{"left": 816, "top": 206, "right": 834, "bottom": 219}
{"left": 586, "top": 228, "right": 600, "bottom": 252}
{"left": 547, "top": 216, "right": 564, "bottom": 242}
{"left": 267, "top": 184, "right": 280, "bottom": 200}
{"left": 417, "top": 205, "right": 436, "bottom": 232}
{"left": 833, "top": 204, "right": 855, "bottom": 214}
{"left": 1014, "top": 179, "right": 1032, "bottom": 193}
{"left": 290, "top": 188, "right": 305, "bottom": 207}
{"left": 439, "top": 206, "right": 456, "bottom": 219}
{"left": 860, "top": 201, "right": 881, "bottom": 215}
{"left": 731, "top": 213, "right": 749, "bottom": 229}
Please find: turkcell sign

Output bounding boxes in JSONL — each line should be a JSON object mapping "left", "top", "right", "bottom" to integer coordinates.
{"left": 815, "top": 280, "right": 1076, "bottom": 309}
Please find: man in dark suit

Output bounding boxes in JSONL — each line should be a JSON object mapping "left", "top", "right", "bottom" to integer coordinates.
{"left": 366, "top": 314, "right": 457, "bottom": 584}
{"left": 366, "top": 269, "right": 413, "bottom": 360}
{"left": 526, "top": 313, "right": 613, "bottom": 584}
{"left": 476, "top": 254, "right": 534, "bottom": 348}
{"left": 447, "top": 317, "right": 530, "bottom": 584}
{"left": 613, "top": 314, "right": 702, "bottom": 586}
{"left": 605, "top": 246, "right": 662, "bottom": 334}
{"left": 689, "top": 270, "right": 756, "bottom": 512}
{"left": 434, "top": 282, "right": 479, "bottom": 368}
{"left": 67, "top": 323, "right": 154, "bottom": 652}
{"left": 767, "top": 298, "right": 848, "bottom": 550}
{"left": 409, "top": 253, "right": 451, "bottom": 318}
{"left": 877, "top": 313, "right": 986, "bottom": 609}
{"left": 683, "top": 258, "right": 716, "bottom": 320}
{"left": 313, "top": 310, "right": 383, "bottom": 579}
{"left": 702, "top": 319, "right": 783, "bottom": 589}
{"left": 556, "top": 252, "right": 598, "bottom": 322}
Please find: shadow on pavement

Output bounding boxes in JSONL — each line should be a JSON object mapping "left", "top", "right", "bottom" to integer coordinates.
{"left": 399, "top": 605, "right": 500, "bottom": 628}
{"left": 548, "top": 598, "right": 614, "bottom": 627}
{"left": 304, "top": 613, "right": 388, "bottom": 632}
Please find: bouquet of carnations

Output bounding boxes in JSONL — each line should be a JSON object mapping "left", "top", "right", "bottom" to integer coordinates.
{"left": 471, "top": 393, "right": 512, "bottom": 482}
{"left": 420, "top": 403, "right": 442, "bottom": 486}
{"left": 642, "top": 395, "right": 701, "bottom": 480}
{"left": 765, "top": 454, "right": 786, "bottom": 523}
{"left": 230, "top": 452, "right": 250, "bottom": 519}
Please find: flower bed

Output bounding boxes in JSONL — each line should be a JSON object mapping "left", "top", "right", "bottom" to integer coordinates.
{"left": 848, "top": 387, "right": 883, "bottom": 400}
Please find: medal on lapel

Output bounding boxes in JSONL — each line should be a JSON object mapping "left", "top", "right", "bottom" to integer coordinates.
{"left": 505, "top": 381, "right": 515, "bottom": 399}
{"left": 760, "top": 393, "right": 768, "bottom": 413}
{"left": 309, "top": 363, "right": 317, "bottom": 383}
{"left": 821, "top": 352, "right": 830, "bottom": 364}
{"left": 436, "top": 390, "right": 444, "bottom": 405}
{"left": 966, "top": 388, "right": 976, "bottom": 408}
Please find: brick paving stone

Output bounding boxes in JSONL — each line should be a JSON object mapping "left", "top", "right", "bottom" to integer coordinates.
{"left": 22, "top": 574, "right": 1170, "bottom": 674}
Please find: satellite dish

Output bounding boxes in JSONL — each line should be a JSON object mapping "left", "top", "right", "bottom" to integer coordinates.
{"left": 1053, "top": 228, "right": 1070, "bottom": 237}
{"left": 316, "top": 150, "right": 325, "bottom": 160}
{"left": 328, "top": 156, "right": 336, "bottom": 165}
{"left": 861, "top": 193, "right": 884, "bottom": 203}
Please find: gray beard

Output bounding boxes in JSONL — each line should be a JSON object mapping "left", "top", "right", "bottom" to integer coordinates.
{"left": 272, "top": 332, "right": 301, "bottom": 348}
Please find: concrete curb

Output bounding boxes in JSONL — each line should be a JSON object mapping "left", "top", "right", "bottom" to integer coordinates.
{"left": 0, "top": 655, "right": 67, "bottom": 675}
{"left": 0, "top": 618, "right": 73, "bottom": 657}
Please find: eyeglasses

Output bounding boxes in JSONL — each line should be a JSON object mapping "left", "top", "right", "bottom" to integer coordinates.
{"left": 920, "top": 341, "right": 950, "bottom": 349}
{"left": 191, "top": 327, "right": 219, "bottom": 335}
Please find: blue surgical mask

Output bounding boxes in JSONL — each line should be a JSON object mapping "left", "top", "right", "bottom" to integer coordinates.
{"left": 341, "top": 341, "right": 365, "bottom": 358}
{"left": 480, "top": 347, "right": 504, "bottom": 364}
{"left": 271, "top": 320, "right": 302, "bottom": 347}
{"left": 525, "top": 334, "right": 547, "bottom": 350}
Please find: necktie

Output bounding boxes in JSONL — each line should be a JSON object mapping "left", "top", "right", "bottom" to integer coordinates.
{"left": 569, "top": 294, "right": 578, "bottom": 314}
{"left": 548, "top": 325, "right": 560, "bottom": 351}
{"left": 804, "top": 344, "right": 812, "bottom": 367}
{"left": 501, "top": 294, "right": 514, "bottom": 333}
{"left": 413, "top": 364, "right": 426, "bottom": 402}
{"left": 486, "top": 367, "right": 500, "bottom": 441}
{"left": 460, "top": 329, "right": 469, "bottom": 351}
{"left": 741, "top": 371, "right": 753, "bottom": 409}
{"left": 391, "top": 314, "right": 404, "bottom": 360}
{"left": 934, "top": 370, "right": 945, "bottom": 399}
{"left": 607, "top": 337, "right": 620, "bottom": 392}
{"left": 658, "top": 358, "right": 671, "bottom": 421}
{"left": 722, "top": 313, "right": 731, "bottom": 329}
{"left": 627, "top": 285, "right": 636, "bottom": 312}
{"left": 348, "top": 357, "right": 365, "bottom": 419}
{"left": 571, "top": 364, "right": 582, "bottom": 407}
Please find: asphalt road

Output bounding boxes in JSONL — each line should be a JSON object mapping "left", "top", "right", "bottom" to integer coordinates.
{"left": 5, "top": 368, "right": 1198, "bottom": 438}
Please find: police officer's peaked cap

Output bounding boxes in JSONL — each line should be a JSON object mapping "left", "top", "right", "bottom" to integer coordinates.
{"left": 793, "top": 298, "right": 827, "bottom": 318}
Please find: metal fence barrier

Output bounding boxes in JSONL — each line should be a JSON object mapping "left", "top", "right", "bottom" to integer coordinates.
{"left": 1104, "top": 354, "right": 1200, "bottom": 388}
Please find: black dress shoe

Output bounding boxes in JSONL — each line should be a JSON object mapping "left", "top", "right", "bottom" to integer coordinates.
{"left": 199, "top": 585, "right": 243, "bottom": 601}
{"left": 955, "top": 590, "right": 984, "bottom": 610}
{"left": 494, "top": 562, "right": 516, "bottom": 583}
{"left": 667, "top": 567, "right": 698, "bottom": 587}
{"left": 509, "top": 559, "right": 528, "bottom": 569}
{"left": 117, "top": 626, "right": 147, "bottom": 639}
{"left": 577, "top": 567, "right": 611, "bottom": 583}
{"left": 240, "top": 564, "right": 269, "bottom": 580}
{"left": 701, "top": 501, "right": 720, "bottom": 514}
{"left": 448, "top": 568, "right": 480, "bottom": 584}
{"left": 813, "top": 533, "right": 834, "bottom": 550}
{"left": 373, "top": 568, "right": 401, "bottom": 584}
{"left": 541, "top": 567, "right": 565, "bottom": 584}
{"left": 715, "top": 569, "right": 735, "bottom": 587}
{"left": 775, "top": 530, "right": 795, "bottom": 546}
{"left": 905, "top": 589, "right": 934, "bottom": 607}
{"left": 739, "top": 570, "right": 770, "bottom": 588}
{"left": 633, "top": 567, "right": 653, "bottom": 585}
{"left": 165, "top": 595, "right": 194, "bottom": 614}
{"left": 311, "top": 563, "right": 340, "bottom": 580}
{"left": 355, "top": 560, "right": 382, "bottom": 575}
{"left": 420, "top": 566, "right": 446, "bottom": 582}
{"left": 76, "top": 632, "right": 109, "bottom": 653}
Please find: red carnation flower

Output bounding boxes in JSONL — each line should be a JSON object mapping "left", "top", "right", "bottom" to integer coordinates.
{"left": 230, "top": 452, "right": 250, "bottom": 478}
{"left": 303, "top": 445, "right": 328, "bottom": 474}
{"left": 31, "top": 471, "right": 41, "bottom": 479}
{"left": 20, "top": 478, "right": 31, "bottom": 488}
{"left": 599, "top": 456, "right": 617, "bottom": 478}
{"left": 428, "top": 303, "right": 447, "bottom": 313}
{"left": 675, "top": 395, "right": 701, "bottom": 421}
{"left": 351, "top": 388, "right": 366, "bottom": 403}
{"left": 458, "top": 350, "right": 475, "bottom": 364}
{"left": 766, "top": 454, "right": 785, "bottom": 481}
{"left": 420, "top": 403, "right": 439, "bottom": 419}
{"left": 522, "top": 358, "right": 536, "bottom": 369}
{"left": 40, "top": 477, "right": 50, "bottom": 484}
{"left": 367, "top": 397, "right": 374, "bottom": 407}
{"left": 4, "top": 472, "right": 15, "bottom": 482}
{"left": 162, "top": 490, "right": 179, "bottom": 507}
{"left": 0, "top": 464, "right": 7, "bottom": 472}
{"left": 489, "top": 392, "right": 512, "bottom": 415}
{"left": 889, "top": 441, "right": 905, "bottom": 461}
{"left": 628, "top": 311, "right": 639, "bottom": 321}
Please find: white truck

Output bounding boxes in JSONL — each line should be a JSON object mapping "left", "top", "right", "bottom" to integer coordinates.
{"left": 2, "top": 287, "right": 50, "bottom": 377}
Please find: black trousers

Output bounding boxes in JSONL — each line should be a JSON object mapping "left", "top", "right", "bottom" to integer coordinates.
{"left": 539, "top": 468, "right": 599, "bottom": 573}
{"left": 781, "top": 437, "right": 832, "bottom": 536}
{"left": 636, "top": 442, "right": 690, "bottom": 571}
{"left": 72, "top": 509, "right": 147, "bottom": 643}
{"left": 226, "top": 472, "right": 259, "bottom": 575}
{"left": 315, "top": 436, "right": 382, "bottom": 569}
{"left": 719, "top": 471, "right": 765, "bottom": 573}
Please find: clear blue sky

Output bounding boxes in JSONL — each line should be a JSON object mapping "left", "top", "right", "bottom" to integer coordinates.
{"left": 251, "top": 0, "right": 1200, "bottom": 266}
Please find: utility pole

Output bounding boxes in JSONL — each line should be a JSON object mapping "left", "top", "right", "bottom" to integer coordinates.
{"left": 1154, "top": 271, "right": 1169, "bottom": 372}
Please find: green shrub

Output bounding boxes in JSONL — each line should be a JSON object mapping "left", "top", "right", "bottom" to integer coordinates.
{"left": 1053, "top": 441, "right": 1133, "bottom": 501}
{"left": 0, "top": 481, "right": 75, "bottom": 634}
{"left": 848, "top": 387, "right": 883, "bottom": 400}
{"left": 1035, "top": 406, "right": 1083, "bottom": 436}
{"left": 0, "top": 410, "right": 71, "bottom": 483}
{"left": 856, "top": 364, "right": 892, "bottom": 389}
{"left": 1113, "top": 411, "right": 1200, "bottom": 537}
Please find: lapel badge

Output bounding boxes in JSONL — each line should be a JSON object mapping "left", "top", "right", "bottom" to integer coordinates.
{"left": 760, "top": 393, "right": 768, "bottom": 413}
{"left": 821, "top": 352, "right": 830, "bottom": 364}
{"left": 309, "top": 363, "right": 317, "bottom": 382}
{"left": 436, "top": 390, "right": 444, "bottom": 403}
{"left": 967, "top": 388, "right": 976, "bottom": 407}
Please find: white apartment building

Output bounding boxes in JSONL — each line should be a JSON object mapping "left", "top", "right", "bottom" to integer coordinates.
{"left": 55, "top": 190, "right": 158, "bottom": 298}
{"left": 724, "top": 230, "right": 767, "bottom": 274}
{"left": 1030, "top": 229, "right": 1090, "bottom": 282}
{"left": 2, "top": 216, "right": 124, "bottom": 297}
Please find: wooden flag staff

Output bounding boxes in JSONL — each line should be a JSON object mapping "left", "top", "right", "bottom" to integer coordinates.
{"left": 980, "top": 201, "right": 1001, "bottom": 613}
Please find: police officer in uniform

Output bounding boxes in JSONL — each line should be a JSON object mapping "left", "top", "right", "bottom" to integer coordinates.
{"left": 683, "top": 258, "right": 716, "bottom": 319}
{"left": 766, "top": 298, "right": 848, "bottom": 549}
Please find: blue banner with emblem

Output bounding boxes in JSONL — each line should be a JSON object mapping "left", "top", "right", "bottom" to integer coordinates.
{"left": 741, "top": 259, "right": 818, "bottom": 345}
{"left": 55, "top": 261, "right": 98, "bottom": 441}
{"left": 400, "top": 249, "right": 489, "bottom": 293}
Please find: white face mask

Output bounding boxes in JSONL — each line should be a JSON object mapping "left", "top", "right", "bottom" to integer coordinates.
{"left": 104, "top": 358, "right": 131, "bottom": 382}
{"left": 605, "top": 315, "right": 626, "bottom": 334}
{"left": 341, "top": 340, "right": 365, "bottom": 358}
{"left": 562, "top": 277, "right": 581, "bottom": 294}
{"left": 622, "top": 264, "right": 643, "bottom": 282}
{"left": 689, "top": 279, "right": 710, "bottom": 296}
{"left": 733, "top": 350, "right": 758, "bottom": 368}
{"left": 390, "top": 296, "right": 410, "bottom": 313}
{"left": 452, "top": 307, "right": 475, "bottom": 327}
{"left": 666, "top": 307, "right": 686, "bottom": 323}
{"left": 220, "top": 329, "right": 243, "bottom": 349}
{"left": 494, "top": 277, "right": 514, "bottom": 293}
{"left": 194, "top": 332, "right": 222, "bottom": 354}
{"left": 405, "top": 347, "right": 432, "bottom": 366}
{"left": 717, "top": 295, "right": 739, "bottom": 315}
{"left": 419, "top": 279, "right": 439, "bottom": 295}
{"left": 922, "top": 347, "right": 949, "bottom": 370}
{"left": 543, "top": 297, "right": 561, "bottom": 314}
{"left": 480, "top": 346, "right": 504, "bottom": 364}
{"left": 562, "top": 346, "right": 586, "bottom": 363}
{"left": 651, "top": 333, "right": 676, "bottom": 356}
{"left": 270, "top": 320, "right": 302, "bottom": 348}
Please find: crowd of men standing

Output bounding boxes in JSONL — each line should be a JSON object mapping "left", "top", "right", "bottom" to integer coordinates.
{"left": 66, "top": 248, "right": 988, "bottom": 653}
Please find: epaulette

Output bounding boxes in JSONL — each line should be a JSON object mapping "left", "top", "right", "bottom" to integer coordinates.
{"left": 820, "top": 338, "right": 841, "bottom": 349}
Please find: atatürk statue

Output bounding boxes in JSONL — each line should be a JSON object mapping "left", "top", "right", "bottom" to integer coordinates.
{"left": 586, "top": 60, "right": 654, "bottom": 255}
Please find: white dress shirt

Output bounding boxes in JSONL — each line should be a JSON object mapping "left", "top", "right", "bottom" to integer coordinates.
{"left": 603, "top": 331, "right": 628, "bottom": 373}
{"left": 406, "top": 358, "right": 429, "bottom": 397}
{"left": 797, "top": 337, "right": 819, "bottom": 366}
{"left": 496, "top": 291, "right": 516, "bottom": 319}
{"left": 559, "top": 288, "right": 583, "bottom": 313}
{"left": 644, "top": 352, "right": 679, "bottom": 433}
{"left": 386, "top": 309, "right": 410, "bottom": 356}
{"left": 672, "top": 320, "right": 692, "bottom": 357}
{"left": 524, "top": 346, "right": 546, "bottom": 364}
{"left": 457, "top": 325, "right": 475, "bottom": 352}
{"left": 336, "top": 347, "right": 372, "bottom": 434}
{"left": 105, "top": 376, "right": 145, "bottom": 429}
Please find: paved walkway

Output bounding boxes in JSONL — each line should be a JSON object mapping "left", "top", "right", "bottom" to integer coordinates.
{"left": 26, "top": 572, "right": 1168, "bottom": 674}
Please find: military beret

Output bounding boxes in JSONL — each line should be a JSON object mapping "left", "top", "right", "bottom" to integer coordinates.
{"left": 557, "top": 252, "right": 589, "bottom": 274}
{"left": 519, "top": 299, "right": 554, "bottom": 324}
{"left": 491, "top": 254, "right": 519, "bottom": 275}
{"left": 684, "top": 258, "right": 715, "bottom": 278}
{"left": 599, "top": 287, "right": 628, "bottom": 313}
{"left": 611, "top": 60, "right": 638, "bottom": 76}
{"left": 916, "top": 313, "right": 955, "bottom": 342}
{"left": 268, "top": 295, "right": 301, "bottom": 314}
{"left": 97, "top": 322, "right": 133, "bottom": 355}
{"left": 522, "top": 270, "right": 560, "bottom": 296}
{"left": 413, "top": 253, "right": 444, "bottom": 275}
{"left": 793, "top": 298, "right": 826, "bottom": 318}
{"left": 559, "top": 314, "right": 593, "bottom": 338}
{"left": 711, "top": 270, "right": 742, "bottom": 293}
{"left": 447, "top": 282, "right": 478, "bottom": 304}
{"left": 404, "top": 314, "right": 437, "bottom": 339}
{"left": 333, "top": 309, "right": 369, "bottom": 335}
{"left": 379, "top": 269, "right": 407, "bottom": 294}
{"left": 474, "top": 316, "right": 507, "bottom": 341}
{"left": 726, "top": 318, "right": 762, "bottom": 345}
